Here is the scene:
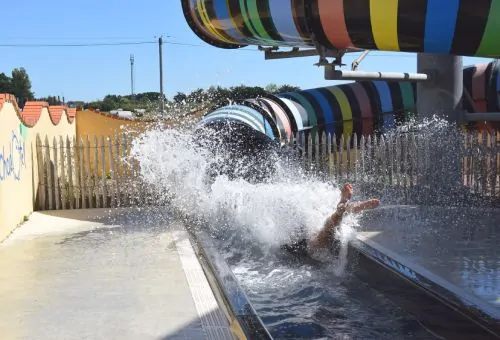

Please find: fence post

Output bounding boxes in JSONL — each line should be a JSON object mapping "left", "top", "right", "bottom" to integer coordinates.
{"left": 346, "top": 134, "right": 352, "bottom": 180}
{"left": 307, "top": 133, "right": 312, "bottom": 173}
{"left": 327, "top": 133, "right": 332, "bottom": 179}
{"left": 320, "top": 132, "right": 327, "bottom": 177}
{"left": 360, "top": 135, "right": 365, "bottom": 181}
{"left": 394, "top": 134, "right": 401, "bottom": 188}
{"left": 123, "top": 133, "right": 131, "bottom": 207}
{"left": 333, "top": 135, "right": 339, "bottom": 179}
{"left": 94, "top": 136, "right": 101, "bottom": 208}
{"left": 108, "top": 137, "right": 116, "bottom": 207}
{"left": 52, "top": 137, "right": 60, "bottom": 210}
{"left": 101, "top": 136, "right": 108, "bottom": 208}
{"left": 36, "top": 135, "right": 46, "bottom": 210}
{"left": 409, "top": 133, "right": 417, "bottom": 188}
{"left": 66, "top": 137, "right": 75, "bottom": 209}
{"left": 339, "top": 135, "right": 344, "bottom": 180}
{"left": 44, "top": 136, "right": 53, "bottom": 210}
{"left": 73, "top": 136, "right": 81, "bottom": 208}
{"left": 114, "top": 133, "right": 122, "bottom": 207}
{"left": 468, "top": 132, "right": 474, "bottom": 191}
{"left": 59, "top": 136, "right": 67, "bottom": 209}
{"left": 480, "top": 130, "right": 488, "bottom": 194}
{"left": 79, "top": 137, "right": 86, "bottom": 208}
{"left": 86, "top": 136, "right": 93, "bottom": 208}
{"left": 473, "top": 132, "right": 479, "bottom": 194}
{"left": 353, "top": 133, "right": 358, "bottom": 182}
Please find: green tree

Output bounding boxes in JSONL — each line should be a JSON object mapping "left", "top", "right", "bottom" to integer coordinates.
{"left": 38, "top": 95, "right": 62, "bottom": 105}
{"left": 265, "top": 83, "right": 279, "bottom": 93}
{"left": 277, "top": 84, "right": 301, "bottom": 93}
{"left": 229, "top": 85, "right": 267, "bottom": 101}
{"left": 0, "top": 73, "right": 12, "bottom": 94}
{"left": 10, "top": 68, "right": 34, "bottom": 106}
{"left": 173, "top": 92, "right": 187, "bottom": 104}
{"left": 206, "top": 86, "right": 232, "bottom": 106}
{"left": 187, "top": 88, "right": 206, "bottom": 104}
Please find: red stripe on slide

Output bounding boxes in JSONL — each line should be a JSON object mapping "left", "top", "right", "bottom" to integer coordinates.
{"left": 318, "top": 0, "right": 353, "bottom": 49}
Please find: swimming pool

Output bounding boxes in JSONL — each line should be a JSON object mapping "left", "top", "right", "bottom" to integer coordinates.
{"left": 211, "top": 233, "right": 438, "bottom": 339}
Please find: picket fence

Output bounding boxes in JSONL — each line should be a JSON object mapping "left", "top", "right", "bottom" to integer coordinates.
{"left": 35, "top": 134, "right": 161, "bottom": 211}
{"left": 35, "top": 129, "right": 500, "bottom": 211}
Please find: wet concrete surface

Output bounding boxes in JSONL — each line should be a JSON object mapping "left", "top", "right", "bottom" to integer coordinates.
{"left": 0, "top": 208, "right": 231, "bottom": 340}
{"left": 357, "top": 205, "right": 500, "bottom": 319}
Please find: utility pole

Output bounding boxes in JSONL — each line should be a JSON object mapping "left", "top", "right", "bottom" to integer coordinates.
{"left": 158, "top": 36, "right": 164, "bottom": 116}
{"left": 130, "top": 54, "right": 135, "bottom": 101}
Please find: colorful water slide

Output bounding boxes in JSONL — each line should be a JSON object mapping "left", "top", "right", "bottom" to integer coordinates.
{"left": 182, "top": 0, "right": 500, "bottom": 57}
{"left": 200, "top": 61, "right": 500, "bottom": 141}
{"left": 202, "top": 81, "right": 415, "bottom": 142}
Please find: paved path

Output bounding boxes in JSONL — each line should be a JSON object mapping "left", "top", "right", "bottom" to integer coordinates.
{"left": 0, "top": 208, "right": 233, "bottom": 340}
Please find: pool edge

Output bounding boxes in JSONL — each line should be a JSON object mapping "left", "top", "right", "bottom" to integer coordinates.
{"left": 187, "top": 229, "right": 274, "bottom": 340}
{"left": 349, "top": 236, "right": 500, "bottom": 339}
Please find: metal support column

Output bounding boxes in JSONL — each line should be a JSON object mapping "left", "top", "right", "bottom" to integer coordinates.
{"left": 416, "top": 54, "right": 466, "bottom": 204}
{"left": 416, "top": 54, "right": 463, "bottom": 123}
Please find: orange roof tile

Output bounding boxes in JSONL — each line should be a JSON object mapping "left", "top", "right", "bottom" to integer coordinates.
{"left": 0, "top": 93, "right": 76, "bottom": 127}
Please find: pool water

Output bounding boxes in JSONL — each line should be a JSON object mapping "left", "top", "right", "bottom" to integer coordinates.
{"left": 214, "top": 236, "right": 438, "bottom": 339}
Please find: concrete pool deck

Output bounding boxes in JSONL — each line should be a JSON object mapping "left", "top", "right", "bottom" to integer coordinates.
{"left": 352, "top": 205, "right": 500, "bottom": 338}
{"left": 0, "top": 208, "right": 234, "bottom": 340}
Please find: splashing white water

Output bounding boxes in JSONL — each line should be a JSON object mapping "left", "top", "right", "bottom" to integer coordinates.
{"left": 130, "top": 125, "right": 360, "bottom": 271}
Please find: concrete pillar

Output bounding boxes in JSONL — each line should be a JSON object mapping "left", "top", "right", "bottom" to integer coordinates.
{"left": 416, "top": 54, "right": 466, "bottom": 205}
{"left": 416, "top": 54, "right": 463, "bottom": 123}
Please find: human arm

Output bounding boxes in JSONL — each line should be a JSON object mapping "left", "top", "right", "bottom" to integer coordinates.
{"left": 346, "top": 199, "right": 380, "bottom": 214}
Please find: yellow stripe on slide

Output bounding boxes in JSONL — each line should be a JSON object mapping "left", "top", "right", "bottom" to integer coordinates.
{"left": 329, "top": 87, "right": 353, "bottom": 121}
{"left": 197, "top": 0, "right": 234, "bottom": 44}
{"left": 370, "top": 0, "right": 400, "bottom": 51}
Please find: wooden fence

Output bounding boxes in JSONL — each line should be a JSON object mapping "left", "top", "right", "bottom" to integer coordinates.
{"left": 35, "top": 129, "right": 500, "bottom": 211}
{"left": 285, "top": 128, "right": 500, "bottom": 204}
{"left": 35, "top": 133, "right": 160, "bottom": 211}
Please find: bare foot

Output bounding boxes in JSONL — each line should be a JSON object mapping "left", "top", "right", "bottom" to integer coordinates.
{"left": 340, "top": 183, "right": 353, "bottom": 204}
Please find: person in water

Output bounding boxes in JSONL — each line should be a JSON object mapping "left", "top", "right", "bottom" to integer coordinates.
{"left": 282, "top": 183, "right": 380, "bottom": 258}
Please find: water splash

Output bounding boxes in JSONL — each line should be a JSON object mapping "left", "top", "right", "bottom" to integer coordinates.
{"left": 129, "top": 124, "right": 359, "bottom": 272}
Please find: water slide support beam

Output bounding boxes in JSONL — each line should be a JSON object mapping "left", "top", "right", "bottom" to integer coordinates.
{"left": 262, "top": 47, "right": 359, "bottom": 60}
{"left": 324, "top": 67, "right": 429, "bottom": 82}
{"left": 416, "top": 54, "right": 464, "bottom": 123}
{"left": 351, "top": 50, "right": 370, "bottom": 71}
{"left": 416, "top": 53, "right": 464, "bottom": 200}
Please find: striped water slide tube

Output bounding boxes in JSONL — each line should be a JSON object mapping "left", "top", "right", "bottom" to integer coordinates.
{"left": 200, "top": 61, "right": 500, "bottom": 147}
{"left": 183, "top": 0, "right": 500, "bottom": 58}
{"left": 201, "top": 103, "right": 280, "bottom": 139}
{"left": 181, "top": 0, "right": 312, "bottom": 48}
{"left": 462, "top": 60, "right": 500, "bottom": 130}
{"left": 200, "top": 80, "right": 417, "bottom": 145}
{"left": 277, "top": 81, "right": 416, "bottom": 138}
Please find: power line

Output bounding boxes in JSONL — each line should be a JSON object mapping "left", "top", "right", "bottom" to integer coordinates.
{"left": 1, "top": 36, "right": 156, "bottom": 40}
{"left": 159, "top": 41, "right": 416, "bottom": 57}
{"left": 0, "top": 41, "right": 156, "bottom": 47}
{"left": 0, "top": 37, "right": 417, "bottom": 58}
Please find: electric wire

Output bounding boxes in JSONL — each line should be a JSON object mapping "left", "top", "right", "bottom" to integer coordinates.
{"left": 0, "top": 37, "right": 416, "bottom": 57}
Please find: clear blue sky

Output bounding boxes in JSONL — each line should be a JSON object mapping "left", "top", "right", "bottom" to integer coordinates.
{"left": 0, "top": 0, "right": 492, "bottom": 102}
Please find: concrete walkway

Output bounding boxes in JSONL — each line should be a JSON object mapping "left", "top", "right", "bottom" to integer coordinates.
{"left": 0, "top": 208, "right": 233, "bottom": 340}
